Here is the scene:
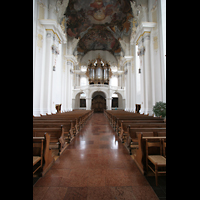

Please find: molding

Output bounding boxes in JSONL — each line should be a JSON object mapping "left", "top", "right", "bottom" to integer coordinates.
{"left": 136, "top": 31, "right": 150, "bottom": 45}
{"left": 39, "top": 19, "right": 66, "bottom": 44}
{"left": 65, "top": 55, "right": 78, "bottom": 66}
{"left": 122, "top": 56, "right": 133, "bottom": 67}
{"left": 133, "top": 22, "right": 156, "bottom": 45}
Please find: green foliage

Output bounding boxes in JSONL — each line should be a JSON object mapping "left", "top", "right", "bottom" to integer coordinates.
{"left": 153, "top": 101, "right": 166, "bottom": 118}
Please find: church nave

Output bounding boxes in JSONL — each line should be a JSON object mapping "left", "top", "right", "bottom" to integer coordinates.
{"left": 33, "top": 113, "right": 163, "bottom": 200}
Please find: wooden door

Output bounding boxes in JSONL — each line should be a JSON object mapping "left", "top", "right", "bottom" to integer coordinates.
{"left": 92, "top": 95, "right": 106, "bottom": 113}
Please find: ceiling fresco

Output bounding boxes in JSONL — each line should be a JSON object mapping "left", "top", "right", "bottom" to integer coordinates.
{"left": 78, "top": 26, "right": 121, "bottom": 55}
{"left": 63, "top": 0, "right": 134, "bottom": 56}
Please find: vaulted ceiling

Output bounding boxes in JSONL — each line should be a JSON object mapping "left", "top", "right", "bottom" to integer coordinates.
{"left": 63, "top": 0, "right": 134, "bottom": 57}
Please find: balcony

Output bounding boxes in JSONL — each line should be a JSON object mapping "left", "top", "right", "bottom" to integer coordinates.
{"left": 74, "top": 84, "right": 124, "bottom": 90}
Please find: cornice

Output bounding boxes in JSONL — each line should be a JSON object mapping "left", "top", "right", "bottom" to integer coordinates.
{"left": 39, "top": 19, "right": 67, "bottom": 44}
{"left": 134, "top": 22, "right": 156, "bottom": 45}
{"left": 65, "top": 55, "right": 78, "bottom": 65}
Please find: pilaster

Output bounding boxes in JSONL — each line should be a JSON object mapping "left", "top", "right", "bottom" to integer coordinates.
{"left": 86, "top": 98, "right": 91, "bottom": 110}
{"left": 134, "top": 22, "right": 156, "bottom": 115}
{"left": 38, "top": 19, "right": 67, "bottom": 115}
{"left": 66, "top": 59, "right": 73, "bottom": 111}
{"left": 123, "top": 56, "right": 133, "bottom": 111}
{"left": 44, "top": 29, "right": 54, "bottom": 114}
{"left": 106, "top": 98, "right": 112, "bottom": 110}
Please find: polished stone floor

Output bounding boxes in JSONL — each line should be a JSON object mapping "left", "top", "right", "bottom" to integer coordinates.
{"left": 33, "top": 113, "right": 159, "bottom": 200}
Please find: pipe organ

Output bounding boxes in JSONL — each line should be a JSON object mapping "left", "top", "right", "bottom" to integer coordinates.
{"left": 86, "top": 56, "right": 112, "bottom": 85}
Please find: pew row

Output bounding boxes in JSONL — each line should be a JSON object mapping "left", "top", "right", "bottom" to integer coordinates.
{"left": 104, "top": 109, "right": 164, "bottom": 131}
{"left": 119, "top": 123, "right": 166, "bottom": 143}
{"left": 126, "top": 127, "right": 166, "bottom": 154}
{"left": 33, "top": 110, "right": 93, "bottom": 134}
{"left": 116, "top": 119, "right": 165, "bottom": 135}
{"left": 33, "top": 127, "right": 67, "bottom": 155}
{"left": 33, "top": 132, "right": 54, "bottom": 176}
{"left": 134, "top": 132, "right": 166, "bottom": 175}
{"left": 33, "top": 122, "right": 74, "bottom": 143}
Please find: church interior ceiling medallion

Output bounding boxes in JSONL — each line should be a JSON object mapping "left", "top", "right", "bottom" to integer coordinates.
{"left": 62, "top": 0, "right": 134, "bottom": 57}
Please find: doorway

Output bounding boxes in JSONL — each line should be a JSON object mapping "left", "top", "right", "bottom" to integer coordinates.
{"left": 92, "top": 94, "right": 106, "bottom": 113}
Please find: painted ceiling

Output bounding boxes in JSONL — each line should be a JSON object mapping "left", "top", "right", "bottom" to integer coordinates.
{"left": 63, "top": 0, "right": 134, "bottom": 56}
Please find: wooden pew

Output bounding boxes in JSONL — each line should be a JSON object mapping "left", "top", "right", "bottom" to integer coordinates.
{"left": 126, "top": 127, "right": 166, "bottom": 154}
{"left": 33, "top": 132, "right": 54, "bottom": 176}
{"left": 33, "top": 119, "right": 77, "bottom": 136}
{"left": 104, "top": 110, "right": 163, "bottom": 130}
{"left": 33, "top": 117, "right": 80, "bottom": 134}
{"left": 134, "top": 132, "right": 166, "bottom": 175}
{"left": 33, "top": 122, "right": 74, "bottom": 143}
{"left": 33, "top": 127, "right": 66, "bottom": 155}
{"left": 33, "top": 110, "right": 93, "bottom": 134}
{"left": 33, "top": 137, "right": 43, "bottom": 175}
{"left": 116, "top": 119, "right": 165, "bottom": 135}
{"left": 119, "top": 122, "right": 166, "bottom": 143}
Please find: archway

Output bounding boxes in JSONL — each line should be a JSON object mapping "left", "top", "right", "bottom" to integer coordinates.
{"left": 111, "top": 91, "right": 124, "bottom": 110}
{"left": 92, "top": 91, "right": 106, "bottom": 113}
{"left": 74, "top": 92, "right": 86, "bottom": 109}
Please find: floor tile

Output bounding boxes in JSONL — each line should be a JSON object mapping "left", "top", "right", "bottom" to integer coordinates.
{"left": 34, "top": 176, "right": 62, "bottom": 187}
{"left": 110, "top": 186, "right": 137, "bottom": 200}
{"left": 45, "top": 169, "right": 70, "bottom": 177}
{"left": 87, "top": 187, "right": 115, "bottom": 200}
{"left": 87, "top": 169, "right": 106, "bottom": 187}
{"left": 63, "top": 187, "right": 88, "bottom": 200}
{"left": 42, "top": 187, "right": 68, "bottom": 200}
{"left": 33, "top": 186, "right": 49, "bottom": 200}
{"left": 129, "top": 174, "right": 150, "bottom": 186}
{"left": 132, "top": 186, "right": 159, "bottom": 200}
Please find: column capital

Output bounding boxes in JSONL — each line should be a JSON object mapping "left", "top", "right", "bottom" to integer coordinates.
{"left": 39, "top": 19, "right": 66, "bottom": 44}
{"left": 65, "top": 55, "right": 78, "bottom": 66}
{"left": 134, "top": 22, "right": 156, "bottom": 45}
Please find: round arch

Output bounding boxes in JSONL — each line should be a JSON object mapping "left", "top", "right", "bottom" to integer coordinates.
{"left": 111, "top": 91, "right": 124, "bottom": 110}
{"left": 91, "top": 91, "right": 107, "bottom": 113}
{"left": 90, "top": 89, "right": 108, "bottom": 100}
{"left": 74, "top": 91, "right": 86, "bottom": 109}
{"left": 80, "top": 50, "right": 118, "bottom": 66}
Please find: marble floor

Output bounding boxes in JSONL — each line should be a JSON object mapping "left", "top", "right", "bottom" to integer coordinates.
{"left": 33, "top": 113, "right": 160, "bottom": 200}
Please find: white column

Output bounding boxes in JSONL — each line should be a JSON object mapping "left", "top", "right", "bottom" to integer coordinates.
{"left": 124, "top": 64, "right": 128, "bottom": 111}
{"left": 86, "top": 98, "right": 91, "bottom": 110}
{"left": 139, "top": 51, "right": 144, "bottom": 114}
{"left": 133, "top": 42, "right": 138, "bottom": 112}
{"left": 41, "top": 29, "right": 54, "bottom": 115}
{"left": 106, "top": 98, "right": 112, "bottom": 110}
{"left": 131, "top": 44, "right": 136, "bottom": 112}
{"left": 128, "top": 62, "right": 132, "bottom": 111}
{"left": 36, "top": 19, "right": 66, "bottom": 115}
{"left": 143, "top": 32, "right": 153, "bottom": 115}
{"left": 62, "top": 60, "right": 68, "bottom": 111}
{"left": 134, "top": 22, "right": 156, "bottom": 115}
{"left": 158, "top": 0, "right": 166, "bottom": 102}
{"left": 67, "top": 61, "right": 73, "bottom": 111}
{"left": 33, "top": 26, "right": 46, "bottom": 116}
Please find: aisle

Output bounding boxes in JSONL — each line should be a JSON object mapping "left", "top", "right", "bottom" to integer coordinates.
{"left": 33, "top": 113, "right": 159, "bottom": 200}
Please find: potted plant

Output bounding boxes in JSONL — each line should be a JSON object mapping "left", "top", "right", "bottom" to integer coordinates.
{"left": 153, "top": 101, "right": 166, "bottom": 118}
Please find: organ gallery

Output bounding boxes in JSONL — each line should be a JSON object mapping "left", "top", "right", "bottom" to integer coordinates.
{"left": 86, "top": 55, "right": 113, "bottom": 85}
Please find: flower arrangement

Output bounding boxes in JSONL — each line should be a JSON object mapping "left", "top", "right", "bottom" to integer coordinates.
{"left": 153, "top": 101, "right": 166, "bottom": 118}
